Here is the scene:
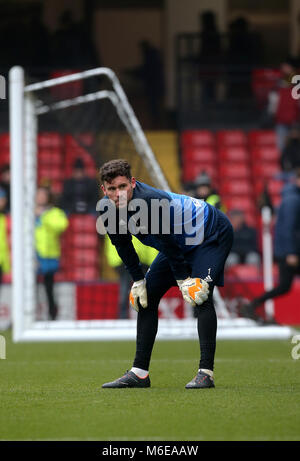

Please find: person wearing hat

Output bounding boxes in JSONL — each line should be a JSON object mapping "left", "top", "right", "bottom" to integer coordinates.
{"left": 0, "top": 188, "right": 10, "bottom": 290}
{"left": 193, "top": 171, "right": 226, "bottom": 212}
{"left": 60, "top": 157, "right": 99, "bottom": 215}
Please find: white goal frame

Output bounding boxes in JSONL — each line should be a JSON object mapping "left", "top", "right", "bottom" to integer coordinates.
{"left": 9, "top": 66, "right": 294, "bottom": 342}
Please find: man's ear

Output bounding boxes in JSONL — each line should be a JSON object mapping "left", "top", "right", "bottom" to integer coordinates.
{"left": 100, "top": 184, "right": 106, "bottom": 194}
{"left": 131, "top": 177, "right": 136, "bottom": 188}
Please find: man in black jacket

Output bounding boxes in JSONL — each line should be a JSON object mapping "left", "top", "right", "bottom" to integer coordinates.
{"left": 241, "top": 169, "right": 300, "bottom": 321}
{"left": 60, "top": 158, "right": 99, "bottom": 215}
{"left": 226, "top": 209, "right": 260, "bottom": 266}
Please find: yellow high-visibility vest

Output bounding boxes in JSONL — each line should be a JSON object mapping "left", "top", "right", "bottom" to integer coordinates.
{"left": 35, "top": 207, "right": 68, "bottom": 259}
{"left": 206, "top": 194, "right": 226, "bottom": 213}
{"left": 104, "top": 234, "right": 158, "bottom": 268}
{"left": 0, "top": 214, "right": 10, "bottom": 274}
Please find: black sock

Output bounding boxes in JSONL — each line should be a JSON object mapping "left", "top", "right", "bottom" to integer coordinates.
{"left": 195, "top": 289, "right": 217, "bottom": 371}
{"left": 133, "top": 301, "right": 159, "bottom": 371}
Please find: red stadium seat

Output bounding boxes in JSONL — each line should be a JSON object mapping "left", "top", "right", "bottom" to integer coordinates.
{"left": 183, "top": 146, "right": 216, "bottom": 162}
{"left": 252, "top": 162, "right": 281, "bottom": 179}
{"left": 61, "top": 248, "right": 99, "bottom": 267}
{"left": 70, "top": 267, "right": 99, "bottom": 281}
{"left": 219, "top": 179, "right": 253, "bottom": 196}
{"left": 219, "top": 163, "right": 251, "bottom": 179}
{"left": 64, "top": 232, "right": 99, "bottom": 248}
{"left": 250, "top": 146, "right": 280, "bottom": 162}
{"left": 38, "top": 149, "right": 63, "bottom": 166}
{"left": 216, "top": 130, "right": 247, "bottom": 146}
{"left": 226, "top": 264, "right": 261, "bottom": 280}
{"left": 248, "top": 130, "right": 277, "bottom": 147}
{"left": 254, "top": 178, "right": 283, "bottom": 198}
{"left": 38, "top": 133, "right": 63, "bottom": 148}
{"left": 218, "top": 146, "right": 249, "bottom": 162}
{"left": 223, "top": 196, "right": 256, "bottom": 213}
{"left": 68, "top": 214, "right": 97, "bottom": 232}
{"left": 181, "top": 130, "right": 215, "bottom": 148}
{"left": 56, "top": 266, "right": 99, "bottom": 282}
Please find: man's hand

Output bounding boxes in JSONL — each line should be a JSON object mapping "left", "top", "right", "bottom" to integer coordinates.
{"left": 177, "top": 277, "right": 209, "bottom": 307}
{"left": 129, "top": 279, "right": 148, "bottom": 312}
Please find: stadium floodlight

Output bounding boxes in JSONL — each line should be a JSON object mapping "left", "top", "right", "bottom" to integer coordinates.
{"left": 9, "top": 66, "right": 293, "bottom": 342}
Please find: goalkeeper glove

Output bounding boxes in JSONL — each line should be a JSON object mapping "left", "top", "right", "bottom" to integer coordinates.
{"left": 177, "top": 277, "right": 209, "bottom": 307}
{"left": 129, "top": 279, "right": 148, "bottom": 312}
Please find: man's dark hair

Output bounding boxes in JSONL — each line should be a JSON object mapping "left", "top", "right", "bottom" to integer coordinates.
{"left": 99, "top": 159, "right": 132, "bottom": 183}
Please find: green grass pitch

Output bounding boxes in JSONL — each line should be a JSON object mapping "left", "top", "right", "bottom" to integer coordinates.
{"left": 0, "top": 330, "right": 299, "bottom": 441}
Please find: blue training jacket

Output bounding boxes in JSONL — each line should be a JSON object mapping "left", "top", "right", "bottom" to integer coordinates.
{"left": 98, "top": 181, "right": 221, "bottom": 281}
{"left": 274, "top": 183, "right": 300, "bottom": 258}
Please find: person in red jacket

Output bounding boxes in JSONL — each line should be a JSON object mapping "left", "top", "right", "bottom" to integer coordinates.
{"left": 268, "top": 60, "right": 300, "bottom": 153}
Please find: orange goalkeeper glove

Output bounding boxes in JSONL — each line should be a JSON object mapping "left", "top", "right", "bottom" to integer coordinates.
{"left": 129, "top": 279, "right": 148, "bottom": 312}
{"left": 177, "top": 277, "right": 209, "bottom": 307}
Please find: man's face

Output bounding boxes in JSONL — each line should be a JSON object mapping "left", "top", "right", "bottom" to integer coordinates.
{"left": 36, "top": 188, "right": 49, "bottom": 207}
{"left": 0, "top": 196, "right": 6, "bottom": 212}
{"left": 230, "top": 213, "right": 244, "bottom": 230}
{"left": 101, "top": 175, "right": 136, "bottom": 208}
{"left": 196, "top": 185, "right": 211, "bottom": 199}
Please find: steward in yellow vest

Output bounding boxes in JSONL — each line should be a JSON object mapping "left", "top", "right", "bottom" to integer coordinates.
{"left": 35, "top": 186, "right": 68, "bottom": 320}
{"left": 193, "top": 171, "right": 226, "bottom": 213}
{"left": 104, "top": 234, "right": 158, "bottom": 269}
{"left": 0, "top": 188, "right": 10, "bottom": 280}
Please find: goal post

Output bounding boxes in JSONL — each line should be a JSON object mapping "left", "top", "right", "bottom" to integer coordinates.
{"left": 9, "top": 66, "right": 293, "bottom": 342}
{"left": 9, "top": 65, "right": 173, "bottom": 342}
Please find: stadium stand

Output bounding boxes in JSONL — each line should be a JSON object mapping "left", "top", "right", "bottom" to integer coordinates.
{"left": 181, "top": 128, "right": 285, "bottom": 230}
{"left": 1, "top": 128, "right": 286, "bottom": 287}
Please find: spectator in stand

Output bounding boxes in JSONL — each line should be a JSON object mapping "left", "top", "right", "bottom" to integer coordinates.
{"left": 241, "top": 169, "right": 300, "bottom": 323}
{"left": 226, "top": 209, "right": 260, "bottom": 267}
{"left": 0, "top": 164, "right": 10, "bottom": 213}
{"left": 267, "top": 60, "right": 300, "bottom": 153}
{"left": 280, "top": 127, "right": 300, "bottom": 174}
{"left": 60, "top": 158, "right": 99, "bottom": 215}
{"left": 198, "top": 10, "right": 221, "bottom": 101}
{"left": 0, "top": 188, "right": 10, "bottom": 291}
{"left": 138, "top": 40, "right": 165, "bottom": 128}
{"left": 35, "top": 186, "right": 69, "bottom": 320}
{"left": 50, "top": 9, "right": 99, "bottom": 69}
{"left": 193, "top": 171, "right": 226, "bottom": 212}
{"left": 226, "top": 16, "right": 262, "bottom": 99}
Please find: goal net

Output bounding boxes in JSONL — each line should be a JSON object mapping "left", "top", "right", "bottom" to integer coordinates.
{"left": 9, "top": 66, "right": 293, "bottom": 342}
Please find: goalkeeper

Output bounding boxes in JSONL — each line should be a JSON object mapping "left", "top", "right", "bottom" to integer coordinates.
{"left": 98, "top": 159, "right": 233, "bottom": 389}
